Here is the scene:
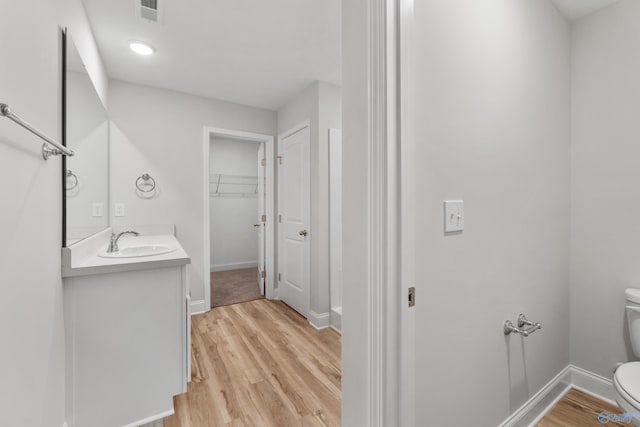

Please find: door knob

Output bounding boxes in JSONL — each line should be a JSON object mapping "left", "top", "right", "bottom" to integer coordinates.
{"left": 299, "top": 230, "right": 308, "bottom": 237}
{"left": 253, "top": 223, "right": 261, "bottom": 228}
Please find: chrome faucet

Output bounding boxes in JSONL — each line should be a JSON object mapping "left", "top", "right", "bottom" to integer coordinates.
{"left": 107, "top": 231, "right": 140, "bottom": 253}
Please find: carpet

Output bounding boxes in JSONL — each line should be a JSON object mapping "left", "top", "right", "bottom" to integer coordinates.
{"left": 211, "top": 267, "right": 263, "bottom": 308}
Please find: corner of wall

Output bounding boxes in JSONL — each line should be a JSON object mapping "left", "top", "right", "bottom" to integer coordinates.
{"left": 59, "top": 0, "right": 109, "bottom": 108}
{"left": 308, "top": 310, "right": 331, "bottom": 329}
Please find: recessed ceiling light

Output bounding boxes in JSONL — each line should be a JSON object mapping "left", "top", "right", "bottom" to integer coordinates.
{"left": 129, "top": 41, "right": 155, "bottom": 56}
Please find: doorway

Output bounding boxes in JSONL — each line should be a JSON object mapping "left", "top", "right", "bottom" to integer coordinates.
{"left": 203, "top": 127, "right": 275, "bottom": 310}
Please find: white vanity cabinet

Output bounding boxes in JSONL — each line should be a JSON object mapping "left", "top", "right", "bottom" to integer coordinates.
{"left": 62, "top": 232, "right": 191, "bottom": 427}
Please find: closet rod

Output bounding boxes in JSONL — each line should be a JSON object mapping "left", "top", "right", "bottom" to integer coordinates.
{"left": 1, "top": 103, "right": 74, "bottom": 160}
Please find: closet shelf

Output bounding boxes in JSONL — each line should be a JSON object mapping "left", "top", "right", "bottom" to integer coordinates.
{"left": 210, "top": 174, "right": 259, "bottom": 198}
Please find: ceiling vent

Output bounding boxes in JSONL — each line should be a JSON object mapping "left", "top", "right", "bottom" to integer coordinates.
{"left": 135, "top": 0, "right": 164, "bottom": 24}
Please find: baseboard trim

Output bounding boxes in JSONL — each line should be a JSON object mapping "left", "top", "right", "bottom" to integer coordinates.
{"left": 122, "top": 409, "right": 173, "bottom": 427}
{"left": 498, "top": 365, "right": 572, "bottom": 427}
{"left": 498, "top": 364, "right": 615, "bottom": 427}
{"left": 569, "top": 364, "right": 616, "bottom": 405}
{"left": 210, "top": 261, "right": 258, "bottom": 272}
{"left": 330, "top": 307, "right": 342, "bottom": 333}
{"left": 308, "top": 310, "right": 331, "bottom": 330}
{"left": 527, "top": 384, "right": 574, "bottom": 427}
{"left": 190, "top": 299, "right": 207, "bottom": 315}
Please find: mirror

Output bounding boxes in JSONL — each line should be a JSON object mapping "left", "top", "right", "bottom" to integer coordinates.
{"left": 63, "top": 31, "right": 110, "bottom": 246}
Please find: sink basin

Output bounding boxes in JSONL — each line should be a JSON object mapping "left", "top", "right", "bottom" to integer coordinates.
{"left": 98, "top": 245, "right": 177, "bottom": 258}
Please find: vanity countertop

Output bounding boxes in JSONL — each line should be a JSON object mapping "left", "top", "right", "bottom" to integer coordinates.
{"left": 62, "top": 230, "right": 191, "bottom": 278}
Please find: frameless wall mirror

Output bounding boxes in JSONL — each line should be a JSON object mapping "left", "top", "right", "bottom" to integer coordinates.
{"left": 63, "top": 31, "right": 110, "bottom": 247}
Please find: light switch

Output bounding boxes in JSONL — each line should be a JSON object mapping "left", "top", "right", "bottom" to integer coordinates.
{"left": 91, "top": 203, "right": 104, "bottom": 217}
{"left": 444, "top": 200, "right": 464, "bottom": 233}
{"left": 114, "top": 203, "right": 125, "bottom": 217}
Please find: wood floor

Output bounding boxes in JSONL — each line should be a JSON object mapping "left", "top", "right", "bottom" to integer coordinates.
{"left": 165, "top": 299, "right": 341, "bottom": 427}
{"left": 537, "top": 388, "right": 628, "bottom": 427}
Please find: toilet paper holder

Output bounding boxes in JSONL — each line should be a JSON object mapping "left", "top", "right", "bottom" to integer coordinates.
{"left": 504, "top": 314, "right": 542, "bottom": 337}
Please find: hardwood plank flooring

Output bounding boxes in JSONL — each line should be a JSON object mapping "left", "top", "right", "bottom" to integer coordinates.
{"left": 537, "top": 388, "right": 628, "bottom": 427}
{"left": 165, "top": 299, "right": 341, "bottom": 427}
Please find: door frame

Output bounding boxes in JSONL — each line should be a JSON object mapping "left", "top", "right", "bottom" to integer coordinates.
{"left": 257, "top": 141, "right": 267, "bottom": 297}
{"left": 276, "top": 119, "right": 311, "bottom": 315}
{"left": 352, "top": 0, "right": 416, "bottom": 425}
{"left": 398, "top": 0, "right": 416, "bottom": 424}
{"left": 202, "top": 127, "right": 276, "bottom": 311}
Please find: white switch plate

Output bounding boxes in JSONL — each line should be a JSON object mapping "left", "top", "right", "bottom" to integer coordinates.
{"left": 114, "top": 203, "right": 125, "bottom": 217}
{"left": 444, "top": 200, "right": 464, "bottom": 233}
{"left": 91, "top": 203, "right": 104, "bottom": 217}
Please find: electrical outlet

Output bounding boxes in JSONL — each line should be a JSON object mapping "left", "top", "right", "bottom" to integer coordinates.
{"left": 91, "top": 203, "right": 104, "bottom": 217}
{"left": 114, "top": 203, "right": 125, "bottom": 217}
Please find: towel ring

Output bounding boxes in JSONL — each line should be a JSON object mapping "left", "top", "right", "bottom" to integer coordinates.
{"left": 66, "top": 169, "right": 78, "bottom": 191}
{"left": 136, "top": 173, "right": 156, "bottom": 193}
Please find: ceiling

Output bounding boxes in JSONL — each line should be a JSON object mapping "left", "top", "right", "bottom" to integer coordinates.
{"left": 81, "top": 0, "right": 341, "bottom": 111}
{"left": 551, "top": 0, "right": 622, "bottom": 21}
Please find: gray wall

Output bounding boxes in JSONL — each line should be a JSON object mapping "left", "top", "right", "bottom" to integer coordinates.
{"left": 0, "top": 0, "right": 105, "bottom": 425}
{"left": 570, "top": 0, "right": 640, "bottom": 379}
{"left": 341, "top": 0, "right": 371, "bottom": 422}
{"left": 60, "top": 0, "right": 109, "bottom": 107}
{"left": 413, "top": 0, "right": 571, "bottom": 425}
{"left": 108, "top": 80, "right": 277, "bottom": 306}
{"left": 0, "top": 4, "right": 65, "bottom": 425}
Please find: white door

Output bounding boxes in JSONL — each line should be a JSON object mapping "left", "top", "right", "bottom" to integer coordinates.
{"left": 256, "top": 143, "right": 266, "bottom": 296}
{"left": 278, "top": 124, "right": 311, "bottom": 317}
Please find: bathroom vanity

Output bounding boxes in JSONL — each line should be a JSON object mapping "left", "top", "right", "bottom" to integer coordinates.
{"left": 59, "top": 32, "right": 192, "bottom": 427}
{"left": 62, "top": 229, "right": 191, "bottom": 427}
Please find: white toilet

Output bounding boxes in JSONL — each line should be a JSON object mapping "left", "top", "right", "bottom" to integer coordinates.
{"left": 613, "top": 288, "right": 640, "bottom": 421}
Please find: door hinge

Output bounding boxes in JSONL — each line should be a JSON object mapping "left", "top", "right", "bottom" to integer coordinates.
{"left": 261, "top": 270, "right": 266, "bottom": 279}
{"left": 408, "top": 287, "right": 416, "bottom": 307}
{"left": 278, "top": 214, "right": 282, "bottom": 223}
{"left": 261, "top": 214, "right": 267, "bottom": 223}
{"left": 261, "top": 158, "right": 266, "bottom": 167}
{"left": 277, "top": 155, "right": 283, "bottom": 164}
{"left": 278, "top": 273, "right": 282, "bottom": 281}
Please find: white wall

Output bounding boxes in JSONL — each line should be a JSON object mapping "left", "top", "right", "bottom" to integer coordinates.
{"left": 329, "top": 129, "right": 343, "bottom": 312}
{"left": 321, "top": 84, "right": 343, "bottom": 317}
{"left": 570, "top": 0, "right": 640, "bottom": 379}
{"left": 60, "top": 0, "right": 109, "bottom": 107}
{"left": 277, "top": 80, "right": 342, "bottom": 318}
{"left": 0, "top": 1, "right": 105, "bottom": 426}
{"left": 210, "top": 137, "right": 260, "bottom": 270}
{"left": 0, "top": 6, "right": 66, "bottom": 425}
{"left": 108, "top": 80, "right": 277, "bottom": 306}
{"left": 413, "top": 1, "right": 571, "bottom": 425}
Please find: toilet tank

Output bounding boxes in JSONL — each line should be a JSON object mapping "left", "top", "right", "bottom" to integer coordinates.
{"left": 626, "top": 288, "right": 640, "bottom": 358}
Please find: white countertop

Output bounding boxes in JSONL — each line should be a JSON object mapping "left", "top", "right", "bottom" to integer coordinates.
{"left": 62, "top": 230, "right": 191, "bottom": 277}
